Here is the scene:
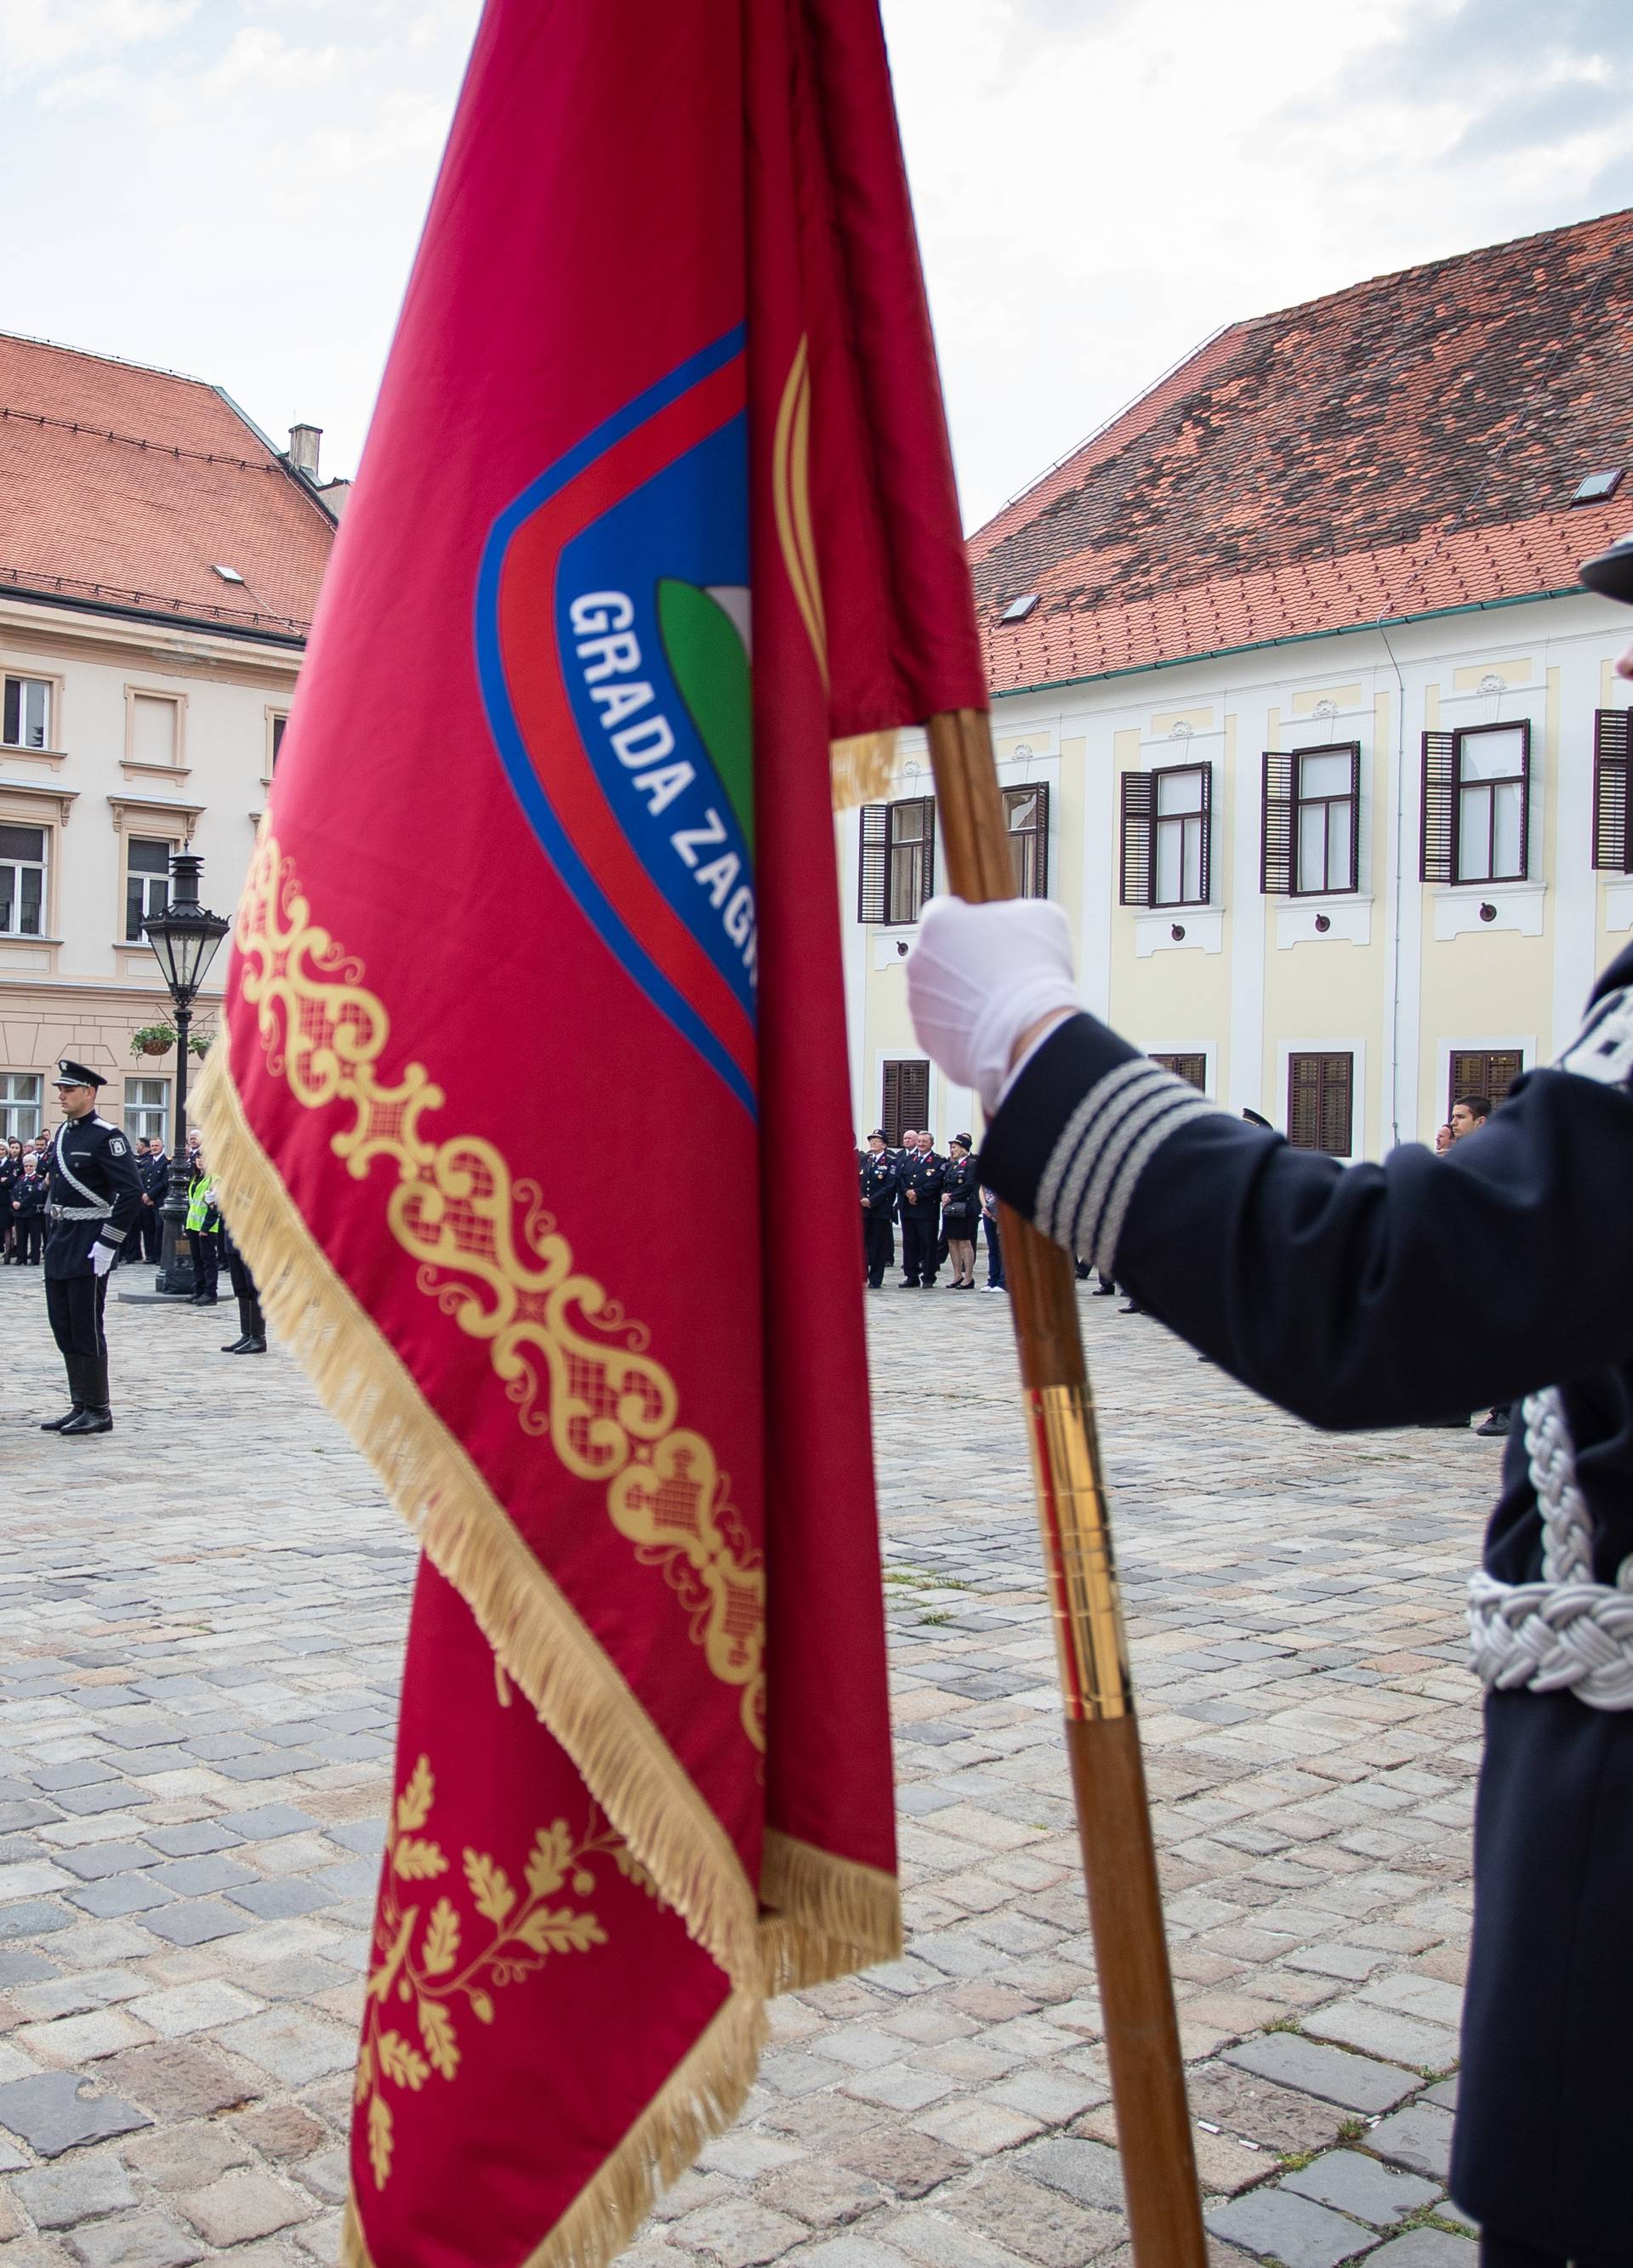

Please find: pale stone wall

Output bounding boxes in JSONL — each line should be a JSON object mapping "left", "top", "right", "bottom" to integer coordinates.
{"left": 0, "top": 594, "right": 298, "bottom": 1141}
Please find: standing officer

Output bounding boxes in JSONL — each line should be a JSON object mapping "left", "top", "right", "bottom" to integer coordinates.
{"left": 895, "top": 1128, "right": 943, "bottom": 1287}
{"left": 137, "top": 1136, "right": 169, "bottom": 1265}
{"left": 859, "top": 1129, "right": 896, "bottom": 1292}
{"left": 40, "top": 1060, "right": 142, "bottom": 1437}
{"left": 905, "top": 528, "right": 1633, "bottom": 2268}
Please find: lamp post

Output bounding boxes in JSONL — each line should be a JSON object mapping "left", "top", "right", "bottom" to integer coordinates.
{"left": 140, "top": 851, "right": 230, "bottom": 1298}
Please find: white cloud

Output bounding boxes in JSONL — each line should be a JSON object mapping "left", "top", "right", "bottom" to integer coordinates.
{"left": 1, "top": 0, "right": 1629, "bottom": 530}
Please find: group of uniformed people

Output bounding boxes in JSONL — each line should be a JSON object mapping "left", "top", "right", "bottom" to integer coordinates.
{"left": 1, "top": 1138, "right": 49, "bottom": 1265}
{"left": 858, "top": 1128, "right": 994, "bottom": 1291}
{"left": 16, "top": 1058, "right": 270, "bottom": 1440}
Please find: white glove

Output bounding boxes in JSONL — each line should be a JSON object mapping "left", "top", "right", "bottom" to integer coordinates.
{"left": 90, "top": 1241, "right": 117, "bottom": 1278}
{"left": 907, "top": 895, "right": 1081, "bottom": 1113}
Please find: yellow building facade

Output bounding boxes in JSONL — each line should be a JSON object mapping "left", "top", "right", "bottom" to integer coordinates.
{"left": 839, "top": 588, "right": 1633, "bottom": 1160}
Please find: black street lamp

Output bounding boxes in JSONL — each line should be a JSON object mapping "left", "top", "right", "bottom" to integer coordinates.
{"left": 141, "top": 851, "right": 230, "bottom": 1298}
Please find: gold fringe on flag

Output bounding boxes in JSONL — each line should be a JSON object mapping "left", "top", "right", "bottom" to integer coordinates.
{"left": 339, "top": 1991, "right": 765, "bottom": 2268}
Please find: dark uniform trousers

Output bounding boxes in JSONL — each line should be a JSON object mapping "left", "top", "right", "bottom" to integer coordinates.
{"left": 859, "top": 1156, "right": 896, "bottom": 1288}
{"left": 45, "top": 1274, "right": 111, "bottom": 1366}
{"left": 979, "top": 948, "right": 1633, "bottom": 2264}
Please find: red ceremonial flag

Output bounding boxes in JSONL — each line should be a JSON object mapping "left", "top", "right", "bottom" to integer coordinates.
{"left": 196, "top": 3, "right": 988, "bottom": 2264}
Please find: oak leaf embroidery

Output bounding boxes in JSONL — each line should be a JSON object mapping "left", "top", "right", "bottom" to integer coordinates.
{"left": 356, "top": 1754, "right": 618, "bottom": 2190}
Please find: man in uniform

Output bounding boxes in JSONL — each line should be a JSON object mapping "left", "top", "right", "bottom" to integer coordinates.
{"left": 138, "top": 1136, "right": 169, "bottom": 1265}
{"left": 906, "top": 535, "right": 1633, "bottom": 2268}
{"left": 859, "top": 1129, "right": 896, "bottom": 1291}
{"left": 895, "top": 1126, "right": 943, "bottom": 1287}
{"left": 40, "top": 1060, "right": 142, "bottom": 1437}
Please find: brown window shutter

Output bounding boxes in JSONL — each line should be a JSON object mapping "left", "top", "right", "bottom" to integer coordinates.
{"left": 881, "top": 1060, "right": 902, "bottom": 1145}
{"left": 1287, "top": 1054, "right": 1320, "bottom": 1148}
{"left": 1420, "top": 730, "right": 1456, "bottom": 883}
{"left": 1030, "top": 781, "right": 1050, "bottom": 898}
{"left": 1152, "top": 1052, "right": 1207, "bottom": 1090}
{"left": 1343, "top": 744, "right": 1361, "bottom": 891}
{"left": 1449, "top": 1049, "right": 1524, "bottom": 1118}
{"left": 1593, "top": 709, "right": 1631, "bottom": 873}
{"left": 902, "top": 1059, "right": 929, "bottom": 1132}
{"left": 1198, "top": 764, "right": 1214, "bottom": 904}
{"left": 1261, "top": 750, "right": 1293, "bottom": 895}
{"left": 919, "top": 799, "right": 936, "bottom": 918}
{"left": 1120, "top": 770, "right": 1153, "bottom": 906}
{"left": 1318, "top": 1053, "right": 1353, "bottom": 1155}
{"left": 858, "top": 804, "right": 889, "bottom": 922}
{"left": 1513, "top": 720, "right": 1533, "bottom": 879}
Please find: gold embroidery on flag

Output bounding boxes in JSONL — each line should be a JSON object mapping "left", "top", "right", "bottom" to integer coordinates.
{"left": 230, "top": 834, "right": 766, "bottom": 1752}
{"left": 357, "top": 1752, "right": 624, "bottom": 2191}
{"left": 773, "top": 335, "right": 826, "bottom": 689}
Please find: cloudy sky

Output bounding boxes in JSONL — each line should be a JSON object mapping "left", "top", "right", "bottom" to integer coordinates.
{"left": 3, "top": 0, "right": 1629, "bottom": 531}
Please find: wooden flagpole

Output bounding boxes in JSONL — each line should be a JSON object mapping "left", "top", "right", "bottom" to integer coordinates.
{"left": 924, "top": 708, "right": 1207, "bottom": 2268}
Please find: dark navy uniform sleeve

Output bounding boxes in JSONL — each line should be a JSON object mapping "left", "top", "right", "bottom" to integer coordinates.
{"left": 981, "top": 991, "right": 1633, "bottom": 1431}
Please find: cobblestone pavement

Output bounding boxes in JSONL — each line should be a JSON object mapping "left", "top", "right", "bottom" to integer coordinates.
{"left": 0, "top": 1262, "right": 1499, "bottom": 2267}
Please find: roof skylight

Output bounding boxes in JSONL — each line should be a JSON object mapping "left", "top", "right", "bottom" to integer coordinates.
{"left": 1572, "top": 469, "right": 1623, "bottom": 505}
{"left": 999, "top": 592, "right": 1040, "bottom": 624}
{"left": 212, "top": 563, "right": 246, "bottom": 583}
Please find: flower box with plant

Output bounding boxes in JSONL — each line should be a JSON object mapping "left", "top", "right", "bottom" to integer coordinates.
{"left": 130, "top": 1024, "right": 177, "bottom": 1059}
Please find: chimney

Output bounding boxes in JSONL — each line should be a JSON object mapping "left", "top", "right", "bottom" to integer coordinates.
{"left": 288, "top": 423, "right": 322, "bottom": 479}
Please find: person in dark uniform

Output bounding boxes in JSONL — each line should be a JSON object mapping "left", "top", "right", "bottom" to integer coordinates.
{"left": 895, "top": 1128, "right": 943, "bottom": 1287}
{"left": 220, "top": 1220, "right": 268, "bottom": 1353}
{"left": 10, "top": 1151, "right": 48, "bottom": 1265}
{"left": 137, "top": 1138, "right": 169, "bottom": 1265}
{"left": 905, "top": 530, "right": 1633, "bottom": 2268}
{"left": 39, "top": 1061, "right": 142, "bottom": 1437}
{"left": 940, "top": 1134, "right": 980, "bottom": 1287}
{"left": 0, "top": 1135, "right": 24, "bottom": 1262}
{"left": 859, "top": 1129, "right": 896, "bottom": 1292}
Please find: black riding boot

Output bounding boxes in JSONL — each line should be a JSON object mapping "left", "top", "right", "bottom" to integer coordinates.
{"left": 242, "top": 1293, "right": 267, "bottom": 1353}
{"left": 60, "top": 1354, "right": 111, "bottom": 1437}
{"left": 40, "top": 1351, "right": 87, "bottom": 1432}
{"left": 222, "top": 1295, "right": 253, "bottom": 1354}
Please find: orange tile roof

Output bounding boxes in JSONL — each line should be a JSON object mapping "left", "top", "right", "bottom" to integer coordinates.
{"left": 970, "top": 208, "right": 1633, "bottom": 693}
{"left": 0, "top": 333, "right": 334, "bottom": 642}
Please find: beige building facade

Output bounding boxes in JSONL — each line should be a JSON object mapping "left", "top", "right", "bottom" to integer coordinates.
{"left": 0, "top": 331, "right": 334, "bottom": 1145}
{"left": 0, "top": 597, "right": 298, "bottom": 1143}
{"left": 839, "top": 588, "right": 1633, "bottom": 1161}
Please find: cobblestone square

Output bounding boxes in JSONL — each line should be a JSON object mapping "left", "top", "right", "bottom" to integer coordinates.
{"left": 0, "top": 1267, "right": 1494, "bottom": 2261}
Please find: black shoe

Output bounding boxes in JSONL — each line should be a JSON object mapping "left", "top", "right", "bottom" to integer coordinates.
{"left": 40, "top": 1406, "right": 83, "bottom": 1433}
{"left": 1475, "top": 1412, "right": 1512, "bottom": 1438}
{"left": 221, "top": 1336, "right": 251, "bottom": 1354}
{"left": 241, "top": 1337, "right": 268, "bottom": 1353}
{"left": 59, "top": 1407, "right": 112, "bottom": 1437}
{"left": 1090, "top": 1285, "right": 1118, "bottom": 1297}
{"left": 1119, "top": 1302, "right": 1144, "bottom": 1315}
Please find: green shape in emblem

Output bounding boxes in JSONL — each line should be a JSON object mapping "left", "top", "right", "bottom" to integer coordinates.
{"left": 656, "top": 578, "right": 754, "bottom": 851}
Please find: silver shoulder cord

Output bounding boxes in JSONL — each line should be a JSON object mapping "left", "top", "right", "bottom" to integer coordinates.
{"left": 1467, "top": 1389, "right": 1633, "bottom": 1711}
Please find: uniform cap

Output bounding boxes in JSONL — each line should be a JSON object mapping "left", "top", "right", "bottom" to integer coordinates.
{"left": 868, "top": 1128, "right": 887, "bottom": 1140}
{"left": 1579, "top": 533, "right": 1633, "bottom": 605}
{"left": 949, "top": 1132, "right": 973, "bottom": 1151}
{"left": 53, "top": 1058, "right": 104, "bottom": 1089}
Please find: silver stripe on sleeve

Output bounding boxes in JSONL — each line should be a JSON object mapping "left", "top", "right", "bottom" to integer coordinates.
{"left": 1035, "top": 1060, "right": 1164, "bottom": 1243}
{"left": 1066, "top": 1083, "right": 1215, "bottom": 1264}
{"left": 1091, "top": 1094, "right": 1220, "bottom": 1274}
{"left": 1050, "top": 1066, "right": 1173, "bottom": 1254}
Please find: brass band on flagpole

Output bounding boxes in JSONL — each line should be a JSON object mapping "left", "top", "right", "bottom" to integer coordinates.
{"left": 924, "top": 709, "right": 1208, "bottom": 2268}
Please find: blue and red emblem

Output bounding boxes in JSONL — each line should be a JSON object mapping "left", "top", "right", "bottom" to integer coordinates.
{"left": 476, "top": 329, "right": 757, "bottom": 1115}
